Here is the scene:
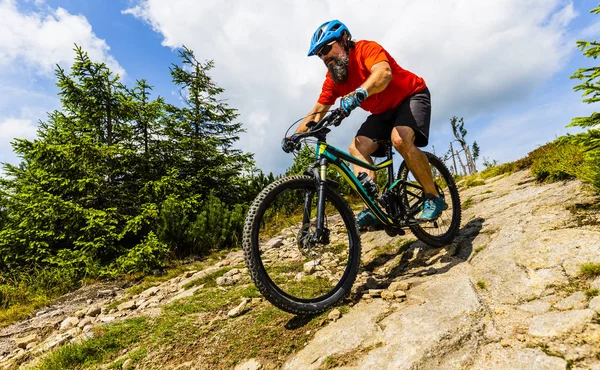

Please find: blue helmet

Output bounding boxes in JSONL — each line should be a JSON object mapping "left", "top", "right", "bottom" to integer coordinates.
{"left": 307, "top": 20, "right": 350, "bottom": 57}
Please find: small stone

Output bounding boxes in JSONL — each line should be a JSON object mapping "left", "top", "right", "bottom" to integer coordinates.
{"left": 589, "top": 296, "right": 600, "bottom": 313}
{"left": 228, "top": 298, "right": 251, "bottom": 318}
{"left": 216, "top": 276, "right": 235, "bottom": 286}
{"left": 117, "top": 300, "right": 137, "bottom": 311}
{"left": 98, "top": 316, "right": 116, "bottom": 323}
{"left": 234, "top": 358, "right": 262, "bottom": 370}
{"left": 60, "top": 317, "right": 80, "bottom": 331}
{"left": 82, "top": 324, "right": 94, "bottom": 333}
{"left": 122, "top": 358, "right": 133, "bottom": 370}
{"left": 97, "top": 289, "right": 115, "bottom": 297}
{"left": 553, "top": 291, "right": 588, "bottom": 310}
{"left": 26, "top": 342, "right": 37, "bottom": 350}
{"left": 590, "top": 277, "right": 600, "bottom": 291}
{"left": 86, "top": 306, "right": 102, "bottom": 317}
{"left": 295, "top": 272, "right": 304, "bottom": 281}
{"left": 388, "top": 281, "right": 410, "bottom": 292}
{"left": 368, "top": 289, "right": 382, "bottom": 297}
{"left": 78, "top": 317, "right": 93, "bottom": 328}
{"left": 140, "top": 286, "right": 160, "bottom": 298}
{"left": 328, "top": 309, "right": 342, "bottom": 321}
{"left": 304, "top": 261, "right": 318, "bottom": 274}
{"left": 251, "top": 298, "right": 262, "bottom": 306}
{"left": 14, "top": 334, "right": 38, "bottom": 349}
{"left": 393, "top": 290, "right": 407, "bottom": 299}
{"left": 183, "top": 271, "right": 194, "bottom": 278}
{"left": 74, "top": 309, "right": 86, "bottom": 318}
{"left": 381, "top": 290, "right": 395, "bottom": 300}
{"left": 86, "top": 299, "right": 93, "bottom": 305}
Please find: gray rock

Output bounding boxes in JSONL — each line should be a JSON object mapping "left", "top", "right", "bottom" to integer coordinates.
{"left": 59, "top": 317, "right": 79, "bottom": 332}
{"left": 98, "top": 316, "right": 116, "bottom": 323}
{"left": 228, "top": 298, "right": 250, "bottom": 318}
{"left": 284, "top": 275, "right": 482, "bottom": 370}
{"left": 328, "top": 309, "right": 341, "bottom": 321}
{"left": 368, "top": 289, "right": 382, "bottom": 297}
{"left": 590, "top": 277, "right": 600, "bottom": 291}
{"left": 74, "top": 309, "right": 86, "bottom": 318}
{"left": 235, "top": 358, "right": 262, "bottom": 370}
{"left": 167, "top": 285, "right": 203, "bottom": 303}
{"left": 78, "top": 317, "right": 93, "bottom": 328}
{"left": 589, "top": 296, "right": 600, "bottom": 313}
{"left": 86, "top": 306, "right": 102, "bottom": 317}
{"left": 381, "top": 290, "right": 395, "bottom": 300}
{"left": 117, "top": 300, "right": 137, "bottom": 311}
{"left": 388, "top": 281, "right": 410, "bottom": 292}
{"left": 216, "top": 276, "right": 236, "bottom": 286}
{"left": 471, "top": 344, "right": 566, "bottom": 370}
{"left": 529, "top": 309, "right": 596, "bottom": 337}
{"left": 14, "top": 334, "right": 38, "bottom": 349}
{"left": 303, "top": 261, "right": 318, "bottom": 274}
{"left": 139, "top": 286, "right": 160, "bottom": 298}
{"left": 553, "top": 291, "right": 588, "bottom": 310}
{"left": 97, "top": 289, "right": 115, "bottom": 297}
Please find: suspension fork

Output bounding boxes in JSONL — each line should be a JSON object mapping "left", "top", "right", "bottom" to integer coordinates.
{"left": 308, "top": 157, "right": 330, "bottom": 243}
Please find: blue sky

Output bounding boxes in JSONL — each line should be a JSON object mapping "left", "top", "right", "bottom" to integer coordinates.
{"left": 1, "top": 0, "right": 599, "bottom": 176}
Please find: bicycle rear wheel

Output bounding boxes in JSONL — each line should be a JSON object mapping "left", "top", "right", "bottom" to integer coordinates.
{"left": 242, "top": 175, "right": 361, "bottom": 315}
{"left": 397, "top": 152, "right": 461, "bottom": 247}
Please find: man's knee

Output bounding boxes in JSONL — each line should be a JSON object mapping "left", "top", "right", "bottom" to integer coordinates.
{"left": 391, "top": 127, "right": 416, "bottom": 153}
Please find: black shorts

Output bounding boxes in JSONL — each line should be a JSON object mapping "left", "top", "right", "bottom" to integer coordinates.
{"left": 355, "top": 87, "right": 431, "bottom": 157}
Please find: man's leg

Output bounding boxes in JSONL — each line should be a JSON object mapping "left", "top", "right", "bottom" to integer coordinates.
{"left": 349, "top": 136, "right": 378, "bottom": 179}
{"left": 390, "top": 126, "right": 439, "bottom": 197}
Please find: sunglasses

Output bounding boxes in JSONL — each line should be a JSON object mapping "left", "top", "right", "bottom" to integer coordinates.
{"left": 316, "top": 40, "right": 336, "bottom": 57}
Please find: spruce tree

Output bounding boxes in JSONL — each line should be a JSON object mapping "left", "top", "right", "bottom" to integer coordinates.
{"left": 569, "top": 5, "right": 600, "bottom": 190}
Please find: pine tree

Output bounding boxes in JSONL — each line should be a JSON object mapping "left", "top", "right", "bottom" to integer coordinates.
{"left": 569, "top": 5, "right": 600, "bottom": 190}
{"left": 167, "top": 46, "right": 254, "bottom": 204}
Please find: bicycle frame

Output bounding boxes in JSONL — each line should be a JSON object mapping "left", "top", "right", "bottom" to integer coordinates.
{"left": 312, "top": 140, "right": 399, "bottom": 226}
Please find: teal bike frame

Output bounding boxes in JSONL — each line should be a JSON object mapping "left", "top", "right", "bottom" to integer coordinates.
{"left": 313, "top": 140, "right": 400, "bottom": 226}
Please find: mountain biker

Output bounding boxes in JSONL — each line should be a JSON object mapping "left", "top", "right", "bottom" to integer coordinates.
{"left": 282, "top": 19, "right": 445, "bottom": 230}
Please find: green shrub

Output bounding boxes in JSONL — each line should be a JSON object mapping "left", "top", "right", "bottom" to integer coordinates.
{"left": 116, "top": 232, "right": 169, "bottom": 274}
{"left": 529, "top": 141, "right": 586, "bottom": 182}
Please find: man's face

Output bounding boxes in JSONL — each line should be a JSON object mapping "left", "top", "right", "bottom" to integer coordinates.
{"left": 318, "top": 41, "right": 349, "bottom": 84}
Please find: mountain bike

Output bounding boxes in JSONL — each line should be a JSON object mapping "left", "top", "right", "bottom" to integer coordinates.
{"left": 242, "top": 109, "right": 461, "bottom": 314}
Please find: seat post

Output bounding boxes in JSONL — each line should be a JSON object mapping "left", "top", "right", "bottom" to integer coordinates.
{"left": 386, "top": 142, "right": 394, "bottom": 186}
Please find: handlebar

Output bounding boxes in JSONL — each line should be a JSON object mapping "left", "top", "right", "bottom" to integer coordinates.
{"left": 295, "top": 109, "right": 345, "bottom": 141}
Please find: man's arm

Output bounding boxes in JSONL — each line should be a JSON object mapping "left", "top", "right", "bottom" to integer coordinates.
{"left": 360, "top": 61, "right": 392, "bottom": 96}
{"left": 296, "top": 102, "right": 332, "bottom": 133}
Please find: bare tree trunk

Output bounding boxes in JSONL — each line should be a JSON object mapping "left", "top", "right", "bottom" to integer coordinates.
{"left": 456, "top": 149, "right": 468, "bottom": 176}
{"left": 449, "top": 142, "right": 458, "bottom": 176}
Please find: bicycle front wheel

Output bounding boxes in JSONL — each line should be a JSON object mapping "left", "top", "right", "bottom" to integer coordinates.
{"left": 397, "top": 152, "right": 462, "bottom": 247}
{"left": 242, "top": 175, "right": 361, "bottom": 315}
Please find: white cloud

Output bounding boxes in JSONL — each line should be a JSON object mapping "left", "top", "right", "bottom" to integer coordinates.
{"left": 0, "top": 0, "right": 123, "bottom": 76}
{"left": 0, "top": 0, "right": 123, "bottom": 170}
{"left": 0, "top": 117, "right": 37, "bottom": 141}
{"left": 124, "top": 0, "right": 580, "bottom": 175}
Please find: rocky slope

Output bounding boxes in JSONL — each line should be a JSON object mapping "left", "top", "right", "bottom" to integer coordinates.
{"left": 1, "top": 169, "right": 600, "bottom": 369}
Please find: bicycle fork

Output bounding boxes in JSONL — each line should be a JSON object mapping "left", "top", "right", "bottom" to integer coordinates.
{"left": 304, "top": 158, "right": 330, "bottom": 245}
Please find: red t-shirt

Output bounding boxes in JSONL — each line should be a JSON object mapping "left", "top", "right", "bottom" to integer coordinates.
{"left": 318, "top": 40, "right": 426, "bottom": 114}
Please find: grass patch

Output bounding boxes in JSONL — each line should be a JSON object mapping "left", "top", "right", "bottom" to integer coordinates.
{"left": 465, "top": 178, "right": 485, "bottom": 188}
{"left": 463, "top": 197, "right": 473, "bottom": 209}
{"left": 476, "top": 280, "right": 487, "bottom": 290}
{"left": 32, "top": 317, "right": 147, "bottom": 370}
{"left": 472, "top": 246, "right": 487, "bottom": 258}
{"left": 581, "top": 263, "right": 600, "bottom": 278}
{"left": 585, "top": 289, "right": 599, "bottom": 298}
{"left": 0, "top": 266, "right": 82, "bottom": 328}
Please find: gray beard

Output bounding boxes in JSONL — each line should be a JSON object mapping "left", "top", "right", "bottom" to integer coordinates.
{"left": 327, "top": 54, "right": 349, "bottom": 84}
